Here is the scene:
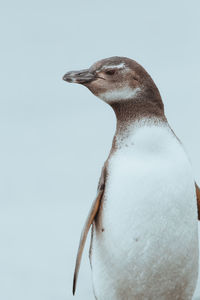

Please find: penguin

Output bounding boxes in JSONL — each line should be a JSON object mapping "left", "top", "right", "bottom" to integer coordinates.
{"left": 63, "top": 57, "right": 200, "bottom": 300}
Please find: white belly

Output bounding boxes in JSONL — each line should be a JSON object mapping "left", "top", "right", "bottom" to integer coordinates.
{"left": 91, "top": 126, "right": 199, "bottom": 300}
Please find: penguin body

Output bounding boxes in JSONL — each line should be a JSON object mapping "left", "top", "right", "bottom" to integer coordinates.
{"left": 91, "top": 121, "right": 198, "bottom": 300}
{"left": 63, "top": 57, "right": 199, "bottom": 299}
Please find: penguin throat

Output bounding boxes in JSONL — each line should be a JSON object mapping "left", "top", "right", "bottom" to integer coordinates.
{"left": 109, "top": 98, "right": 167, "bottom": 150}
{"left": 111, "top": 98, "right": 165, "bottom": 130}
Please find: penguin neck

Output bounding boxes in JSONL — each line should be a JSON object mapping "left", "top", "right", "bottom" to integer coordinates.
{"left": 110, "top": 98, "right": 167, "bottom": 150}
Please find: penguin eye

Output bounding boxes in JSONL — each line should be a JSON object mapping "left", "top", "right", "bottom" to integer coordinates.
{"left": 105, "top": 69, "right": 116, "bottom": 75}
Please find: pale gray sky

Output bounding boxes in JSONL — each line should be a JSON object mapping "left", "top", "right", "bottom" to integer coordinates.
{"left": 1, "top": 0, "right": 200, "bottom": 299}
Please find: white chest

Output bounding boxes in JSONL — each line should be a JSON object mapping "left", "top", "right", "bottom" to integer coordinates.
{"left": 103, "top": 126, "right": 196, "bottom": 248}
{"left": 91, "top": 125, "right": 198, "bottom": 300}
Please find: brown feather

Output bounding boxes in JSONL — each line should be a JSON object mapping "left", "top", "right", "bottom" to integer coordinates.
{"left": 72, "top": 189, "right": 104, "bottom": 295}
{"left": 195, "top": 183, "right": 200, "bottom": 220}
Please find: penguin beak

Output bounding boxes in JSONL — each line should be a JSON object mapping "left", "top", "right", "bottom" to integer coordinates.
{"left": 63, "top": 69, "right": 95, "bottom": 84}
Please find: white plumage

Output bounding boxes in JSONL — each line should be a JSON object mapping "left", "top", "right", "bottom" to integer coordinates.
{"left": 91, "top": 122, "right": 199, "bottom": 300}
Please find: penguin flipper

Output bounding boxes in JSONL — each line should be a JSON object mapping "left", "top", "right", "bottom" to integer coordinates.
{"left": 195, "top": 182, "right": 200, "bottom": 220}
{"left": 72, "top": 166, "right": 106, "bottom": 295}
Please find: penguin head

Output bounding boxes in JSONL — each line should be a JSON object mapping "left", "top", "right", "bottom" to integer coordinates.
{"left": 63, "top": 56, "right": 161, "bottom": 106}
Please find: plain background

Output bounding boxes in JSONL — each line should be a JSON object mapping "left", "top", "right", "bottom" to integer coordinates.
{"left": 1, "top": 0, "right": 200, "bottom": 299}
